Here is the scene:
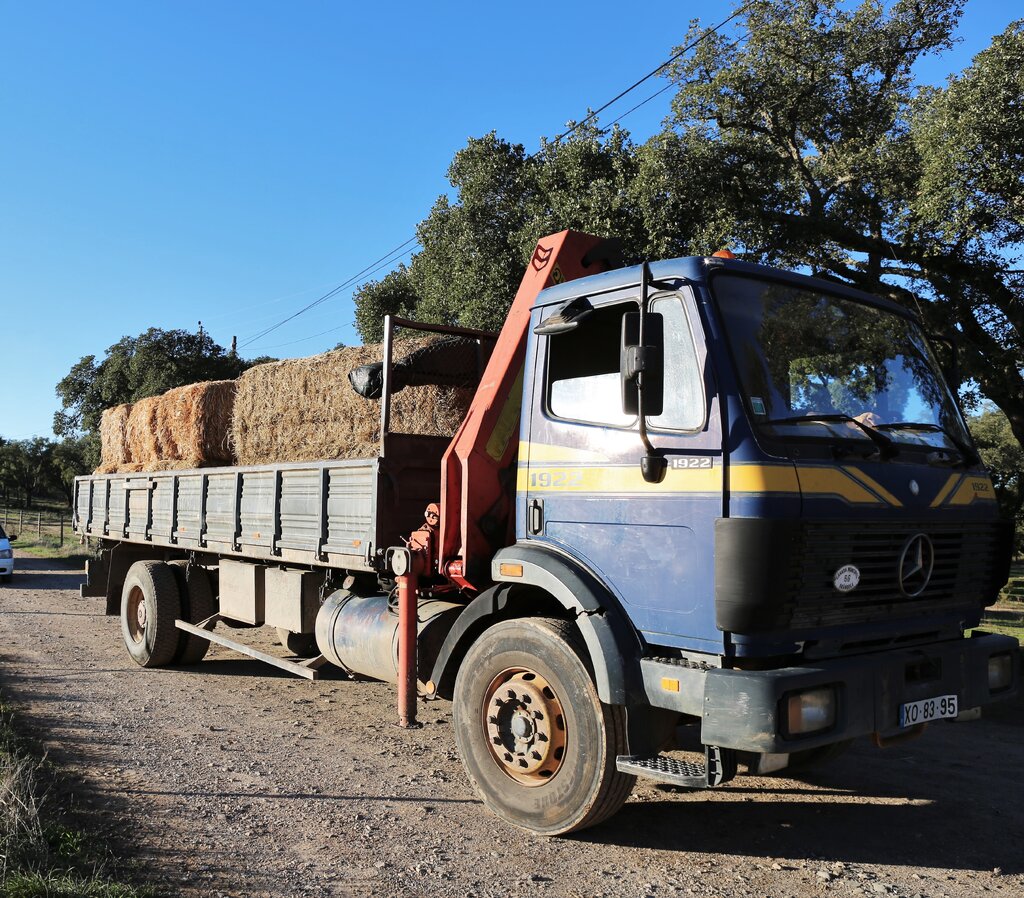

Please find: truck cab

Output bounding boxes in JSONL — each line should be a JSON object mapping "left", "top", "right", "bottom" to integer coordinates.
{"left": 482, "top": 252, "right": 1015, "bottom": 786}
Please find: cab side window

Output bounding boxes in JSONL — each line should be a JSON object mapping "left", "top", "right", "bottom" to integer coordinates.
{"left": 648, "top": 295, "right": 705, "bottom": 432}
{"left": 546, "top": 302, "right": 635, "bottom": 428}
{"left": 545, "top": 294, "right": 705, "bottom": 431}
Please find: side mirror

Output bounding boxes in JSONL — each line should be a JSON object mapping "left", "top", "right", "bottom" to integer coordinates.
{"left": 7, "top": 534, "right": 17, "bottom": 542}
{"left": 621, "top": 311, "right": 664, "bottom": 417}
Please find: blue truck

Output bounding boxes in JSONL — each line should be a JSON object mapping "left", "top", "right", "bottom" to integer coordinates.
{"left": 74, "top": 230, "right": 1019, "bottom": 836}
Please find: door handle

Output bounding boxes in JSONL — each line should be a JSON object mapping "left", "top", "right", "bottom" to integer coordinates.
{"left": 528, "top": 498, "right": 544, "bottom": 536}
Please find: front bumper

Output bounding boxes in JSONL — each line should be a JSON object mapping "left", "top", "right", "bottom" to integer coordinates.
{"left": 646, "top": 633, "right": 1018, "bottom": 753}
{"left": 0, "top": 560, "right": 11, "bottom": 576}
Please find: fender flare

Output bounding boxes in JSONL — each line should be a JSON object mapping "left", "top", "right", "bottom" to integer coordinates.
{"left": 429, "top": 543, "right": 644, "bottom": 705}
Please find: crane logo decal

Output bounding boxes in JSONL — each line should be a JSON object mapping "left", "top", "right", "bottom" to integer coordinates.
{"left": 531, "top": 244, "right": 553, "bottom": 271}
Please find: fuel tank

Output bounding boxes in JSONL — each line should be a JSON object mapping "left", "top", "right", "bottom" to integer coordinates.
{"left": 315, "top": 590, "right": 462, "bottom": 684}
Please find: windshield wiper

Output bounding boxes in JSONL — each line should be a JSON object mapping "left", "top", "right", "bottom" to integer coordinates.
{"left": 764, "top": 413, "right": 899, "bottom": 459}
{"left": 874, "top": 422, "right": 980, "bottom": 466}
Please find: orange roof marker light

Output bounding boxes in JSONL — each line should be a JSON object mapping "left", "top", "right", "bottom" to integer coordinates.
{"left": 712, "top": 249, "right": 737, "bottom": 259}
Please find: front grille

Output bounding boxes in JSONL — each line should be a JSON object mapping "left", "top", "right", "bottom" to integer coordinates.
{"left": 789, "top": 521, "right": 1005, "bottom": 630}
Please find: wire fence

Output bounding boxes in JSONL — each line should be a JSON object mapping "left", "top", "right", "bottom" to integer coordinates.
{"left": 1, "top": 508, "right": 70, "bottom": 545}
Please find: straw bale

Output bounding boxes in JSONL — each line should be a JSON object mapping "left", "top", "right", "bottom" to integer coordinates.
{"left": 154, "top": 380, "right": 236, "bottom": 468}
{"left": 230, "top": 340, "right": 476, "bottom": 465}
{"left": 95, "top": 404, "right": 132, "bottom": 473}
{"left": 125, "top": 397, "right": 161, "bottom": 469}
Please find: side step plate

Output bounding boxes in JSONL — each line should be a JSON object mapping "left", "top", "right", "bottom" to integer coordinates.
{"left": 175, "top": 618, "right": 328, "bottom": 681}
{"left": 616, "top": 746, "right": 737, "bottom": 789}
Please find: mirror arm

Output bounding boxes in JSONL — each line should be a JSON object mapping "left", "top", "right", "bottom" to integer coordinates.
{"left": 637, "top": 262, "right": 667, "bottom": 484}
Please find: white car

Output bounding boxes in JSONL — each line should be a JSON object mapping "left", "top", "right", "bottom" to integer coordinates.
{"left": 0, "top": 525, "right": 15, "bottom": 583}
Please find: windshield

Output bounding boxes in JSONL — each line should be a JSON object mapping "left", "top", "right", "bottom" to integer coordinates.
{"left": 713, "top": 274, "right": 970, "bottom": 452}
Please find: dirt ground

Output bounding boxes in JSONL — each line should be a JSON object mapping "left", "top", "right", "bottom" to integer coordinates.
{"left": 0, "top": 555, "right": 1021, "bottom": 898}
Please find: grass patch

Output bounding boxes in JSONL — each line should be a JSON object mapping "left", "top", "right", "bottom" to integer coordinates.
{"left": 973, "top": 617, "right": 1024, "bottom": 644}
{"left": 0, "top": 701, "right": 149, "bottom": 897}
{"left": 7, "top": 536, "right": 91, "bottom": 566}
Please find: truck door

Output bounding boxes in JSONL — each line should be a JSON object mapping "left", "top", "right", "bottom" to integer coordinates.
{"left": 523, "top": 288, "right": 724, "bottom": 651}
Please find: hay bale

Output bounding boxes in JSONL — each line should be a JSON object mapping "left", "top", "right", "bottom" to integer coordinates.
{"left": 125, "top": 397, "right": 161, "bottom": 469}
{"left": 154, "top": 380, "right": 236, "bottom": 468}
{"left": 95, "top": 404, "right": 133, "bottom": 474}
{"left": 231, "top": 340, "right": 476, "bottom": 465}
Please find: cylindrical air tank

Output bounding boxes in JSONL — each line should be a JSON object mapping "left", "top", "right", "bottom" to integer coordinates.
{"left": 315, "top": 590, "right": 462, "bottom": 684}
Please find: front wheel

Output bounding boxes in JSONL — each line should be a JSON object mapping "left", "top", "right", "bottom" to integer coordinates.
{"left": 453, "top": 617, "right": 635, "bottom": 836}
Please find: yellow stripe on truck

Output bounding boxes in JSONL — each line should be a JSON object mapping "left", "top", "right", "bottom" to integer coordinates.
{"left": 841, "top": 467, "right": 904, "bottom": 507}
{"left": 948, "top": 476, "right": 997, "bottom": 505}
{"left": 795, "top": 466, "right": 887, "bottom": 505}
{"left": 729, "top": 463, "right": 799, "bottom": 494}
{"left": 518, "top": 464, "right": 722, "bottom": 494}
{"left": 520, "top": 441, "right": 610, "bottom": 464}
{"left": 930, "top": 474, "right": 961, "bottom": 508}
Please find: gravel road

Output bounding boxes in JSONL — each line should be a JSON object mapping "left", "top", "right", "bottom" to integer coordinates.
{"left": 0, "top": 555, "right": 1021, "bottom": 898}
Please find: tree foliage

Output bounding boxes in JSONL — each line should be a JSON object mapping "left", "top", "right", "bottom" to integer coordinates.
{"left": 352, "top": 0, "right": 1023, "bottom": 461}
{"left": 661, "top": 0, "right": 1023, "bottom": 444}
{"left": 354, "top": 126, "right": 651, "bottom": 341}
{"left": 54, "top": 328, "right": 262, "bottom": 438}
{"left": 0, "top": 436, "right": 95, "bottom": 509}
{"left": 0, "top": 438, "right": 53, "bottom": 509}
{"left": 969, "top": 408, "right": 1024, "bottom": 553}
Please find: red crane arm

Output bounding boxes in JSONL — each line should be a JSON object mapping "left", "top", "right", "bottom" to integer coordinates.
{"left": 438, "top": 230, "right": 613, "bottom": 592}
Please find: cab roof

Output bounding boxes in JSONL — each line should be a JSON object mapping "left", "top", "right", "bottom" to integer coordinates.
{"left": 533, "top": 255, "right": 915, "bottom": 322}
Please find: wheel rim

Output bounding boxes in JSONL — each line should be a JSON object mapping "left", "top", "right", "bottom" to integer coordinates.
{"left": 126, "top": 585, "right": 147, "bottom": 643}
{"left": 482, "top": 667, "right": 567, "bottom": 787}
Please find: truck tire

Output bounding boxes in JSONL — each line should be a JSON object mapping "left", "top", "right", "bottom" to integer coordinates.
{"left": 277, "top": 628, "right": 318, "bottom": 657}
{"left": 120, "top": 561, "right": 182, "bottom": 668}
{"left": 168, "top": 560, "right": 216, "bottom": 665}
{"left": 453, "top": 617, "right": 635, "bottom": 836}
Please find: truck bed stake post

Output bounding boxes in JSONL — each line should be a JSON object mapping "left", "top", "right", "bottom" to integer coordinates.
{"left": 396, "top": 570, "right": 419, "bottom": 728}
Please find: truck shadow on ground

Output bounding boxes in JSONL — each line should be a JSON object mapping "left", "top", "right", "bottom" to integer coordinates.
{"left": 585, "top": 699, "right": 1024, "bottom": 874}
{"left": 3, "top": 555, "right": 86, "bottom": 591}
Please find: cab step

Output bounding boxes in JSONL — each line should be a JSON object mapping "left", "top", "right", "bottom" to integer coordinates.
{"left": 616, "top": 745, "right": 737, "bottom": 789}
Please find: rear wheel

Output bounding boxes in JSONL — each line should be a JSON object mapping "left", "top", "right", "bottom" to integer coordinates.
{"left": 120, "top": 561, "right": 181, "bottom": 668}
{"left": 453, "top": 617, "right": 634, "bottom": 835}
{"left": 168, "top": 560, "right": 216, "bottom": 665}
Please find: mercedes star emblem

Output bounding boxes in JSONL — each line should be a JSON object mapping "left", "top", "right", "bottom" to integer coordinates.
{"left": 899, "top": 533, "right": 934, "bottom": 597}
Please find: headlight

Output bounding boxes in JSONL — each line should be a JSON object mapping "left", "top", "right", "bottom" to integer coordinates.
{"left": 988, "top": 653, "right": 1013, "bottom": 692}
{"left": 783, "top": 686, "right": 837, "bottom": 737}
{"left": 0, "top": 549, "right": 12, "bottom": 559}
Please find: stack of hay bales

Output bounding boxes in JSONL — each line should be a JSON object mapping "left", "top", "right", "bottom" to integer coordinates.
{"left": 94, "top": 338, "right": 478, "bottom": 473}
{"left": 93, "top": 381, "right": 237, "bottom": 474}
{"left": 229, "top": 341, "right": 475, "bottom": 466}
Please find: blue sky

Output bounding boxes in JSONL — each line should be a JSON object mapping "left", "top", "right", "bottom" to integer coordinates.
{"left": 0, "top": 0, "right": 1017, "bottom": 441}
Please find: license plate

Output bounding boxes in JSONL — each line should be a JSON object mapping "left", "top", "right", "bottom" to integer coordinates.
{"left": 899, "top": 694, "right": 958, "bottom": 727}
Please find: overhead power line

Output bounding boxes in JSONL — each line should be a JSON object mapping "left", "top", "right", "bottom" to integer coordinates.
{"left": 243, "top": 5, "right": 750, "bottom": 351}
{"left": 238, "top": 237, "right": 418, "bottom": 349}
{"left": 552, "top": 3, "right": 752, "bottom": 143}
